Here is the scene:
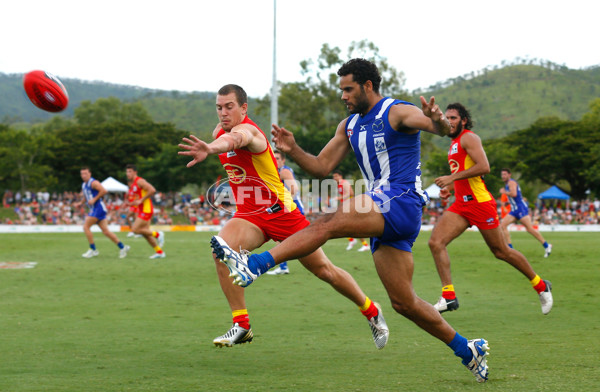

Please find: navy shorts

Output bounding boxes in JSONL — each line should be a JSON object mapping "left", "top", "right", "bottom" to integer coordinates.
{"left": 367, "top": 186, "right": 424, "bottom": 253}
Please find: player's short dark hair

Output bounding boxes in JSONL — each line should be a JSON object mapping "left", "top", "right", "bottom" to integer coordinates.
{"left": 337, "top": 58, "right": 382, "bottom": 94}
{"left": 80, "top": 166, "right": 91, "bottom": 172}
{"left": 218, "top": 84, "right": 248, "bottom": 106}
{"left": 501, "top": 168, "right": 512, "bottom": 174}
{"left": 126, "top": 164, "right": 137, "bottom": 171}
{"left": 332, "top": 169, "right": 343, "bottom": 176}
{"left": 274, "top": 150, "right": 285, "bottom": 159}
{"left": 446, "top": 102, "right": 473, "bottom": 129}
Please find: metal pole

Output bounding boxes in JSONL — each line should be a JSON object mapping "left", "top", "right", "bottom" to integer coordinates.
{"left": 270, "top": 0, "right": 278, "bottom": 142}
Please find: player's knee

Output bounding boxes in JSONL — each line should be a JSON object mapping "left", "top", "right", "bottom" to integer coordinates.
{"left": 428, "top": 236, "right": 442, "bottom": 252}
{"left": 310, "top": 263, "right": 336, "bottom": 283}
{"left": 491, "top": 246, "right": 508, "bottom": 260}
{"left": 390, "top": 298, "right": 416, "bottom": 317}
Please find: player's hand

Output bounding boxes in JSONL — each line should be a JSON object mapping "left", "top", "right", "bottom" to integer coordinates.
{"left": 178, "top": 135, "right": 211, "bottom": 167}
{"left": 435, "top": 175, "right": 454, "bottom": 189}
{"left": 439, "top": 187, "right": 451, "bottom": 200}
{"left": 420, "top": 96, "right": 443, "bottom": 122}
{"left": 271, "top": 124, "right": 296, "bottom": 153}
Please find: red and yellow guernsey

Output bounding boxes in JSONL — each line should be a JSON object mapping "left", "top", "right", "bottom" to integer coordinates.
{"left": 217, "top": 116, "right": 295, "bottom": 217}
{"left": 130, "top": 176, "right": 154, "bottom": 215}
{"left": 447, "top": 129, "right": 493, "bottom": 204}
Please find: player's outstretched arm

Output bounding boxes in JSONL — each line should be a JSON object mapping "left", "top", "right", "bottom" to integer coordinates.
{"left": 179, "top": 124, "right": 265, "bottom": 168}
{"left": 272, "top": 121, "right": 350, "bottom": 178}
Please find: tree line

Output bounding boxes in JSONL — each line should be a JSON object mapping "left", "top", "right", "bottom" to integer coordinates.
{"left": 1, "top": 41, "right": 599, "bottom": 202}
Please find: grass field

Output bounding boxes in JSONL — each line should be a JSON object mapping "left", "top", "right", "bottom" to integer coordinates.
{"left": 0, "top": 230, "right": 598, "bottom": 391}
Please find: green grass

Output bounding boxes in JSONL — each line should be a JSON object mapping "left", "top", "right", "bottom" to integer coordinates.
{"left": 0, "top": 231, "right": 598, "bottom": 391}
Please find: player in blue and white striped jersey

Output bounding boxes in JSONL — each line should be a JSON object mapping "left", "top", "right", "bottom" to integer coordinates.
{"left": 215, "top": 59, "right": 490, "bottom": 383}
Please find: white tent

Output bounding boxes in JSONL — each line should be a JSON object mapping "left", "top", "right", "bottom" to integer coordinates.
{"left": 101, "top": 177, "right": 129, "bottom": 193}
{"left": 425, "top": 183, "right": 441, "bottom": 199}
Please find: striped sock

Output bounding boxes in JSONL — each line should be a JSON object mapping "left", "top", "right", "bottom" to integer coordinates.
{"left": 359, "top": 297, "right": 378, "bottom": 319}
{"left": 442, "top": 285, "right": 456, "bottom": 300}
{"left": 531, "top": 275, "right": 546, "bottom": 294}
{"left": 232, "top": 309, "right": 250, "bottom": 330}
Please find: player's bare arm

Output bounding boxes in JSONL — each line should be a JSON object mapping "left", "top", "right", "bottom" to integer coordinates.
{"left": 179, "top": 124, "right": 266, "bottom": 168}
{"left": 272, "top": 120, "right": 350, "bottom": 178}
{"left": 89, "top": 180, "right": 107, "bottom": 205}
{"left": 435, "top": 132, "right": 490, "bottom": 188}
{"left": 388, "top": 96, "right": 450, "bottom": 136}
{"left": 133, "top": 178, "right": 156, "bottom": 206}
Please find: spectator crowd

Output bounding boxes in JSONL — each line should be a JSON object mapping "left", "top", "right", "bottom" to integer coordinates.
{"left": 2, "top": 189, "right": 598, "bottom": 227}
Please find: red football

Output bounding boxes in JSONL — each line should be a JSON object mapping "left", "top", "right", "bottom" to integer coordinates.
{"left": 23, "top": 70, "right": 69, "bottom": 112}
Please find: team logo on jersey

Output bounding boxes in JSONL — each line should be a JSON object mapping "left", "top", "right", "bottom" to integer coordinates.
{"left": 360, "top": 125, "right": 367, "bottom": 131}
{"left": 223, "top": 164, "right": 246, "bottom": 184}
{"left": 346, "top": 128, "right": 354, "bottom": 137}
{"left": 449, "top": 143, "right": 458, "bottom": 155}
{"left": 374, "top": 137, "right": 387, "bottom": 153}
{"left": 227, "top": 151, "right": 237, "bottom": 157}
{"left": 449, "top": 159, "right": 460, "bottom": 174}
{"left": 372, "top": 119, "right": 384, "bottom": 132}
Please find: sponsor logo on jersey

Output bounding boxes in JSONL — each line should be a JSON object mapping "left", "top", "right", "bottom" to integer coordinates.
{"left": 223, "top": 164, "right": 246, "bottom": 184}
{"left": 372, "top": 118, "right": 384, "bottom": 132}
{"left": 374, "top": 137, "right": 387, "bottom": 153}
{"left": 449, "top": 159, "right": 460, "bottom": 174}
{"left": 449, "top": 143, "right": 458, "bottom": 155}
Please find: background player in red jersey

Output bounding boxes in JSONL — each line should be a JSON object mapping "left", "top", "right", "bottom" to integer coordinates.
{"left": 179, "top": 84, "right": 389, "bottom": 349}
{"left": 122, "top": 164, "right": 165, "bottom": 259}
{"left": 428, "top": 103, "right": 553, "bottom": 315}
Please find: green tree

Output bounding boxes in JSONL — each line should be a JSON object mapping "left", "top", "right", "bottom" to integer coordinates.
{"left": 257, "top": 40, "right": 412, "bottom": 180}
{"left": 505, "top": 116, "right": 600, "bottom": 199}
{"left": 0, "top": 125, "right": 58, "bottom": 193}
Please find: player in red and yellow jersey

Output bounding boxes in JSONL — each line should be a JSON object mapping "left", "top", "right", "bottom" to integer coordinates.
{"left": 123, "top": 164, "right": 165, "bottom": 258}
{"left": 179, "top": 84, "right": 387, "bottom": 348}
{"left": 428, "top": 103, "right": 553, "bottom": 315}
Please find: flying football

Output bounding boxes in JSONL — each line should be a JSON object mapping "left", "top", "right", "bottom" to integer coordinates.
{"left": 23, "top": 70, "right": 69, "bottom": 112}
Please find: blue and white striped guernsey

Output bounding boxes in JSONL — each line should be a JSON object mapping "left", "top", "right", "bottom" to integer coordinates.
{"left": 344, "top": 97, "right": 427, "bottom": 202}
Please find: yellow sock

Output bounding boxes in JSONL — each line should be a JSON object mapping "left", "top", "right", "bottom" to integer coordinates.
{"left": 152, "top": 231, "right": 159, "bottom": 238}
{"left": 153, "top": 245, "right": 163, "bottom": 253}
{"left": 530, "top": 275, "right": 541, "bottom": 287}
{"left": 232, "top": 309, "right": 248, "bottom": 318}
{"left": 442, "top": 284, "right": 455, "bottom": 293}
{"left": 361, "top": 240, "right": 368, "bottom": 246}
{"left": 359, "top": 297, "right": 372, "bottom": 312}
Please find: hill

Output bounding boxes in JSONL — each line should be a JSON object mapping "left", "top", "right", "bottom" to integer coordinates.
{"left": 2, "top": 60, "right": 599, "bottom": 139}
{"left": 412, "top": 60, "right": 600, "bottom": 140}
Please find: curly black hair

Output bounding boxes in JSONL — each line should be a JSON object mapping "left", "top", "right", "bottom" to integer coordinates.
{"left": 337, "top": 58, "right": 381, "bottom": 94}
{"left": 446, "top": 102, "right": 473, "bottom": 129}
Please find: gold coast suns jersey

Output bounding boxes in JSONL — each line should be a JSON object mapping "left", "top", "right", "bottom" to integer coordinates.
{"left": 217, "top": 116, "right": 296, "bottom": 218}
{"left": 447, "top": 129, "right": 493, "bottom": 204}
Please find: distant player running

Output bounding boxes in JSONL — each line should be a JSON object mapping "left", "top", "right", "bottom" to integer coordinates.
{"left": 428, "top": 103, "right": 553, "bottom": 315}
{"left": 78, "top": 166, "right": 129, "bottom": 259}
{"left": 500, "top": 168, "right": 552, "bottom": 257}
{"left": 122, "top": 164, "right": 165, "bottom": 259}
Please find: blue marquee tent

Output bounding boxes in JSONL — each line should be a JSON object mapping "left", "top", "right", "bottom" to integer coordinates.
{"left": 537, "top": 185, "right": 570, "bottom": 200}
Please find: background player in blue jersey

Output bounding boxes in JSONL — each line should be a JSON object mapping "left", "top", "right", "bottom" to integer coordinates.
{"left": 78, "top": 167, "right": 129, "bottom": 259}
{"left": 500, "top": 168, "right": 552, "bottom": 257}
{"left": 211, "top": 59, "right": 490, "bottom": 383}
